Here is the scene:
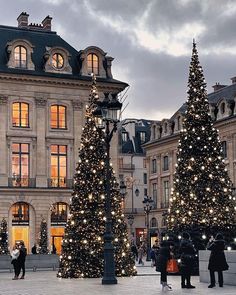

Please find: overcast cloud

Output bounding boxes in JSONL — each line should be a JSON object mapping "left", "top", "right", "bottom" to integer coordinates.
{"left": 1, "top": 0, "right": 236, "bottom": 120}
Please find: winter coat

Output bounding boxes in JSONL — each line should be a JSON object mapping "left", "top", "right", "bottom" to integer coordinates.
{"left": 156, "top": 243, "right": 170, "bottom": 273}
{"left": 18, "top": 246, "right": 27, "bottom": 263}
{"left": 207, "top": 239, "right": 229, "bottom": 271}
{"left": 179, "top": 239, "right": 196, "bottom": 274}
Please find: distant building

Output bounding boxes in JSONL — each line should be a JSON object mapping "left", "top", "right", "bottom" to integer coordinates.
{"left": 144, "top": 81, "right": 236, "bottom": 235}
{"left": 118, "top": 118, "right": 159, "bottom": 245}
{"left": 0, "top": 12, "right": 127, "bottom": 253}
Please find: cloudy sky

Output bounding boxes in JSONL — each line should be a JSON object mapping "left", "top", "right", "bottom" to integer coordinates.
{"left": 1, "top": 0, "right": 236, "bottom": 120}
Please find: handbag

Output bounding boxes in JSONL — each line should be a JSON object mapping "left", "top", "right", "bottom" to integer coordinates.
{"left": 166, "top": 258, "right": 179, "bottom": 273}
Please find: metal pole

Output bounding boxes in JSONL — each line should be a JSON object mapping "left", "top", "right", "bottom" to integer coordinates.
{"left": 102, "top": 120, "right": 117, "bottom": 285}
{"left": 146, "top": 209, "right": 151, "bottom": 261}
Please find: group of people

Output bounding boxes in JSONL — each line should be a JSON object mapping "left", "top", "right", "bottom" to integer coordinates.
{"left": 153, "top": 232, "right": 229, "bottom": 291}
{"left": 11, "top": 241, "right": 27, "bottom": 280}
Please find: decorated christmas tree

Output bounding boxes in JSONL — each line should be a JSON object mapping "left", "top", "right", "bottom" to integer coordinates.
{"left": 39, "top": 218, "right": 49, "bottom": 254}
{"left": 0, "top": 218, "right": 9, "bottom": 254}
{"left": 58, "top": 75, "right": 136, "bottom": 278}
{"left": 167, "top": 41, "right": 236, "bottom": 246}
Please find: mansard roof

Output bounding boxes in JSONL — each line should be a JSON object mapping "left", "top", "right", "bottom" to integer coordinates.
{"left": 0, "top": 24, "right": 127, "bottom": 86}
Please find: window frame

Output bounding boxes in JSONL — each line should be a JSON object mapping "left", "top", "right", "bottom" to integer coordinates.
{"left": 50, "top": 145, "right": 67, "bottom": 187}
{"left": 12, "top": 102, "right": 29, "bottom": 128}
{"left": 50, "top": 105, "right": 67, "bottom": 130}
{"left": 52, "top": 53, "right": 64, "bottom": 69}
{"left": 14, "top": 45, "right": 27, "bottom": 68}
{"left": 87, "top": 53, "right": 99, "bottom": 75}
{"left": 163, "top": 156, "right": 169, "bottom": 171}
{"left": 151, "top": 158, "right": 157, "bottom": 173}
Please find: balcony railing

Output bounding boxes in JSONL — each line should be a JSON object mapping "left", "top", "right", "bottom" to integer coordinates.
{"left": 12, "top": 214, "right": 29, "bottom": 225}
{"left": 48, "top": 178, "right": 73, "bottom": 189}
{"left": 51, "top": 213, "right": 67, "bottom": 224}
{"left": 160, "top": 202, "right": 169, "bottom": 209}
{"left": 118, "top": 163, "right": 135, "bottom": 171}
{"left": 8, "top": 178, "right": 36, "bottom": 188}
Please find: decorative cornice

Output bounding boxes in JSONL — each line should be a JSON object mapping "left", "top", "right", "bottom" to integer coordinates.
{"left": 0, "top": 96, "right": 8, "bottom": 104}
{"left": 35, "top": 97, "right": 47, "bottom": 107}
{"left": 72, "top": 99, "right": 83, "bottom": 110}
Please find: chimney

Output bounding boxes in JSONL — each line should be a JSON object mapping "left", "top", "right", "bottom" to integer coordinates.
{"left": 212, "top": 82, "right": 227, "bottom": 92}
{"left": 42, "top": 15, "right": 52, "bottom": 31}
{"left": 17, "top": 12, "right": 29, "bottom": 28}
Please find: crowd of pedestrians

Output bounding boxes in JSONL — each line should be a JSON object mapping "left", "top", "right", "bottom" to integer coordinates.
{"left": 132, "top": 232, "right": 229, "bottom": 292}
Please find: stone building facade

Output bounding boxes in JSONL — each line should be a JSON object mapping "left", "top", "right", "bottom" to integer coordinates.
{"left": 143, "top": 81, "right": 236, "bottom": 236}
{"left": 0, "top": 12, "right": 127, "bottom": 253}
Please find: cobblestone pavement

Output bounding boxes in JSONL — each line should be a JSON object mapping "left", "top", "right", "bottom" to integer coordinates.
{"left": 0, "top": 266, "right": 235, "bottom": 295}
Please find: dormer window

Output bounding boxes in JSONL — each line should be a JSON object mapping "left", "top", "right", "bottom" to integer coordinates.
{"left": 221, "top": 102, "right": 225, "bottom": 114}
{"left": 87, "top": 53, "right": 99, "bottom": 75}
{"left": 122, "top": 132, "right": 128, "bottom": 142}
{"left": 14, "top": 46, "right": 27, "bottom": 68}
{"left": 140, "top": 131, "right": 146, "bottom": 143}
{"left": 52, "top": 53, "right": 64, "bottom": 69}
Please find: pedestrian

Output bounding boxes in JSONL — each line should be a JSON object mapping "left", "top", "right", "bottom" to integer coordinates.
{"left": 138, "top": 243, "right": 145, "bottom": 265}
{"left": 131, "top": 242, "right": 138, "bottom": 261}
{"left": 156, "top": 240, "right": 173, "bottom": 291}
{"left": 207, "top": 233, "right": 229, "bottom": 288}
{"left": 179, "top": 232, "right": 196, "bottom": 289}
{"left": 17, "top": 241, "right": 27, "bottom": 279}
{"left": 11, "top": 244, "right": 20, "bottom": 280}
{"left": 52, "top": 243, "right": 57, "bottom": 254}
{"left": 151, "top": 239, "right": 160, "bottom": 267}
{"left": 31, "top": 243, "right": 37, "bottom": 254}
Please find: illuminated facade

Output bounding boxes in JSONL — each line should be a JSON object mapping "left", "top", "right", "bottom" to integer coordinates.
{"left": 0, "top": 12, "right": 127, "bottom": 253}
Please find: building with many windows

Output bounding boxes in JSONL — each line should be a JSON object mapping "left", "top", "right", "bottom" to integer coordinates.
{"left": 118, "top": 118, "right": 159, "bottom": 245}
{"left": 144, "top": 81, "right": 236, "bottom": 235}
{"left": 0, "top": 12, "right": 127, "bottom": 253}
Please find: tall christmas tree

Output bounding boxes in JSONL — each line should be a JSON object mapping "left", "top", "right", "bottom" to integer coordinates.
{"left": 39, "top": 218, "right": 49, "bottom": 254}
{"left": 58, "top": 75, "right": 136, "bottom": 278}
{"left": 167, "top": 41, "right": 236, "bottom": 245}
{"left": 0, "top": 218, "right": 9, "bottom": 254}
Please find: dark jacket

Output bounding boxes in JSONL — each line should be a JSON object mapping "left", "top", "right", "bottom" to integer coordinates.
{"left": 156, "top": 242, "right": 171, "bottom": 272}
{"left": 18, "top": 246, "right": 27, "bottom": 263}
{"left": 207, "top": 239, "right": 228, "bottom": 271}
{"left": 179, "top": 239, "right": 196, "bottom": 273}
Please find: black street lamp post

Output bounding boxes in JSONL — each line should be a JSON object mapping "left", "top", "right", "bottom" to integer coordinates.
{"left": 94, "top": 85, "right": 122, "bottom": 285}
{"left": 143, "top": 195, "right": 154, "bottom": 261}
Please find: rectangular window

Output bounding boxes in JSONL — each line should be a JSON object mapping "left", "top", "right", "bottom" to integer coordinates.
{"left": 50, "top": 145, "right": 67, "bottom": 187}
{"left": 12, "top": 102, "right": 29, "bottom": 128}
{"left": 144, "top": 188, "right": 148, "bottom": 196}
{"left": 143, "top": 173, "right": 147, "bottom": 184}
{"left": 139, "top": 131, "right": 146, "bottom": 143}
{"left": 12, "top": 143, "right": 29, "bottom": 187}
{"left": 151, "top": 159, "right": 157, "bottom": 173}
{"left": 143, "top": 158, "right": 147, "bottom": 168}
{"left": 122, "top": 132, "right": 128, "bottom": 142}
{"left": 152, "top": 183, "right": 157, "bottom": 208}
{"left": 222, "top": 141, "right": 227, "bottom": 158}
{"left": 118, "top": 158, "right": 123, "bottom": 169}
{"left": 50, "top": 105, "right": 66, "bottom": 129}
{"left": 163, "top": 180, "right": 169, "bottom": 207}
{"left": 163, "top": 156, "right": 169, "bottom": 171}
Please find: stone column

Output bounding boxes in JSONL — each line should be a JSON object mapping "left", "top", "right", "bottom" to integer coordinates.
{"left": 0, "top": 96, "right": 8, "bottom": 186}
{"left": 35, "top": 97, "right": 47, "bottom": 187}
{"left": 72, "top": 99, "right": 83, "bottom": 172}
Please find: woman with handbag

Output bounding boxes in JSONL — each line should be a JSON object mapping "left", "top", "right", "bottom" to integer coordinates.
{"left": 179, "top": 232, "right": 196, "bottom": 289}
{"left": 207, "top": 233, "right": 229, "bottom": 288}
{"left": 156, "top": 240, "right": 173, "bottom": 291}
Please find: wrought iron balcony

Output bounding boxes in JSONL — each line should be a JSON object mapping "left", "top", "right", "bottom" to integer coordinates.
{"left": 118, "top": 163, "right": 135, "bottom": 171}
{"left": 8, "top": 177, "right": 36, "bottom": 188}
{"left": 51, "top": 213, "right": 67, "bottom": 225}
{"left": 48, "top": 177, "right": 73, "bottom": 188}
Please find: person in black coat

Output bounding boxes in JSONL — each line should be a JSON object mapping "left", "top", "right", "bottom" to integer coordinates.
{"left": 179, "top": 232, "right": 196, "bottom": 289}
{"left": 156, "top": 240, "right": 173, "bottom": 291}
{"left": 17, "top": 241, "right": 27, "bottom": 279}
{"left": 207, "top": 233, "right": 229, "bottom": 288}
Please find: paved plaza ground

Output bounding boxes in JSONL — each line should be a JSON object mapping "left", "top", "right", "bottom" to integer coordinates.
{"left": 0, "top": 265, "right": 235, "bottom": 295}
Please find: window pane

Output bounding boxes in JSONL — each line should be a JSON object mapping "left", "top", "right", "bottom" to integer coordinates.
{"left": 51, "top": 145, "right": 58, "bottom": 154}
{"left": 12, "top": 143, "right": 20, "bottom": 153}
{"left": 21, "top": 144, "right": 29, "bottom": 153}
{"left": 59, "top": 145, "right": 66, "bottom": 154}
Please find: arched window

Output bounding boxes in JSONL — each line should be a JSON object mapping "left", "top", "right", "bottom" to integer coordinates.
{"left": 12, "top": 102, "right": 29, "bottom": 128}
{"left": 51, "top": 202, "right": 68, "bottom": 224}
{"left": 50, "top": 105, "right": 67, "bottom": 129}
{"left": 14, "top": 46, "right": 27, "bottom": 68}
{"left": 52, "top": 53, "right": 64, "bottom": 69}
{"left": 12, "top": 202, "right": 29, "bottom": 225}
{"left": 151, "top": 217, "right": 157, "bottom": 228}
{"left": 87, "top": 53, "right": 99, "bottom": 75}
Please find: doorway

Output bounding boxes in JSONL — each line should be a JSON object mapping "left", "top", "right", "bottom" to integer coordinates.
{"left": 50, "top": 227, "right": 64, "bottom": 254}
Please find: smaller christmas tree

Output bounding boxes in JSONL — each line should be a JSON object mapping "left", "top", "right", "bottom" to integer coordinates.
{"left": 39, "top": 218, "right": 49, "bottom": 254}
{"left": 0, "top": 218, "right": 9, "bottom": 255}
